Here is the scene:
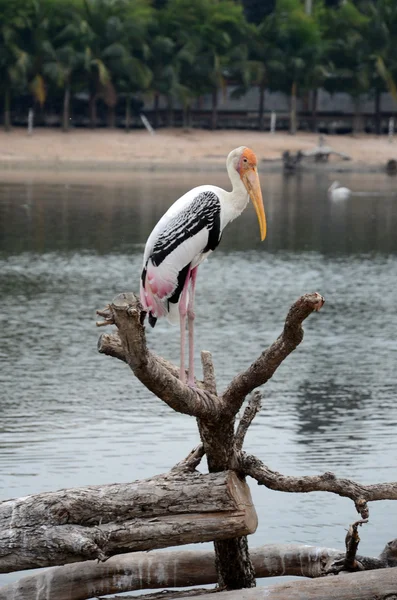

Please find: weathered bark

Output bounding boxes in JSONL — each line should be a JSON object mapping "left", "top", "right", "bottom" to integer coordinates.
{"left": 96, "top": 292, "right": 325, "bottom": 590}
{"left": 106, "top": 568, "right": 397, "bottom": 600}
{"left": 3, "top": 542, "right": 396, "bottom": 600}
{"left": 239, "top": 453, "right": 397, "bottom": 519}
{"left": 62, "top": 83, "right": 70, "bottom": 132}
{"left": 221, "top": 292, "right": 325, "bottom": 415}
{"left": 95, "top": 290, "right": 397, "bottom": 591}
{"left": 0, "top": 469, "right": 257, "bottom": 573}
{"left": 98, "top": 293, "right": 221, "bottom": 419}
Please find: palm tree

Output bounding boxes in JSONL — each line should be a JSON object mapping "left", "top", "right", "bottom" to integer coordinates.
{"left": 269, "top": 0, "right": 322, "bottom": 135}
{"left": 79, "top": 0, "right": 153, "bottom": 128}
{"left": 251, "top": 15, "right": 284, "bottom": 130}
{"left": 43, "top": 19, "right": 86, "bottom": 131}
{"left": 0, "top": 0, "right": 29, "bottom": 130}
{"left": 163, "top": 0, "right": 248, "bottom": 130}
{"left": 322, "top": 1, "right": 370, "bottom": 134}
{"left": 363, "top": 0, "right": 397, "bottom": 133}
{"left": 148, "top": 30, "right": 180, "bottom": 128}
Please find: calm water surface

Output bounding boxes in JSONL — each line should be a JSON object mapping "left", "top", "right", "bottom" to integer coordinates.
{"left": 0, "top": 169, "right": 397, "bottom": 590}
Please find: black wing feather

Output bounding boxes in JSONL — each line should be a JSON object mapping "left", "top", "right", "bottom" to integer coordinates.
{"left": 150, "top": 191, "right": 222, "bottom": 267}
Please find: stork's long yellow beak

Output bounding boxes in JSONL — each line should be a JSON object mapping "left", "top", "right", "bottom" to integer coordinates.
{"left": 242, "top": 167, "right": 267, "bottom": 241}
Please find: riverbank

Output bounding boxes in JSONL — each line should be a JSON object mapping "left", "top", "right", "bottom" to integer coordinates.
{"left": 0, "top": 128, "right": 396, "bottom": 172}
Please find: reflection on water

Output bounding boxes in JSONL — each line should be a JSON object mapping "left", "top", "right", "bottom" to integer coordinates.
{"left": 1, "top": 170, "right": 397, "bottom": 589}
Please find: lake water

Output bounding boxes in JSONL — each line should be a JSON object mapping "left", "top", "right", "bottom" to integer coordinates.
{"left": 1, "top": 168, "right": 397, "bottom": 592}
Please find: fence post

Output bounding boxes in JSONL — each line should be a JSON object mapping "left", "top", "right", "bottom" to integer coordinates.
{"left": 270, "top": 111, "right": 276, "bottom": 134}
{"left": 27, "top": 109, "right": 34, "bottom": 135}
{"left": 388, "top": 117, "right": 394, "bottom": 143}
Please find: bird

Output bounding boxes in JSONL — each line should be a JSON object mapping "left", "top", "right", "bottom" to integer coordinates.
{"left": 140, "top": 146, "right": 266, "bottom": 388}
{"left": 328, "top": 181, "right": 352, "bottom": 200}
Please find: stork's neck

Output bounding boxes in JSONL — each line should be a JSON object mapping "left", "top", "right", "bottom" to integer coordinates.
{"left": 226, "top": 160, "right": 250, "bottom": 217}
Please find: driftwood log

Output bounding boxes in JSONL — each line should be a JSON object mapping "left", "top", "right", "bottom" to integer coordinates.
{"left": 106, "top": 568, "right": 397, "bottom": 600}
{"left": 0, "top": 459, "right": 257, "bottom": 573}
{"left": 94, "top": 291, "right": 397, "bottom": 590}
{"left": 282, "top": 136, "right": 352, "bottom": 172}
{"left": 2, "top": 541, "right": 396, "bottom": 600}
{"left": 3, "top": 290, "right": 397, "bottom": 597}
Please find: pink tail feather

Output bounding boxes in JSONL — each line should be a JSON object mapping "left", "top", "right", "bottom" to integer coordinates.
{"left": 140, "top": 278, "right": 167, "bottom": 319}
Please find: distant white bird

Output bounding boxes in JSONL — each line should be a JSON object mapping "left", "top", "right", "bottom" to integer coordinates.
{"left": 328, "top": 181, "right": 352, "bottom": 200}
{"left": 140, "top": 146, "right": 266, "bottom": 387}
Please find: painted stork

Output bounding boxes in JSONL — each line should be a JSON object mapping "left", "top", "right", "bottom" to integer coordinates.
{"left": 140, "top": 146, "right": 266, "bottom": 387}
{"left": 328, "top": 181, "right": 352, "bottom": 200}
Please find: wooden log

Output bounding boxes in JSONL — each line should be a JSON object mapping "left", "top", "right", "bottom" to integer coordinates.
{"left": 0, "top": 470, "right": 257, "bottom": 573}
{"left": 177, "top": 567, "right": 397, "bottom": 600}
{"left": 1, "top": 542, "right": 393, "bottom": 600}
{"left": 105, "top": 567, "right": 397, "bottom": 600}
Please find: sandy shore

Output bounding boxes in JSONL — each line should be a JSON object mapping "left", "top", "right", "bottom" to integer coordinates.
{"left": 0, "top": 128, "right": 396, "bottom": 172}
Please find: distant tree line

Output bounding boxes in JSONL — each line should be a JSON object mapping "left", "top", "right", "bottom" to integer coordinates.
{"left": 0, "top": 0, "right": 396, "bottom": 133}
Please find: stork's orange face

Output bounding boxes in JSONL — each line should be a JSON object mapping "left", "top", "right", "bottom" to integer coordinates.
{"left": 238, "top": 148, "right": 267, "bottom": 241}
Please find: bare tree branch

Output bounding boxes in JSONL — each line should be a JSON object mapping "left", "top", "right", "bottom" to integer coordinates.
{"left": 201, "top": 351, "right": 217, "bottom": 395}
{"left": 171, "top": 445, "right": 205, "bottom": 472}
{"left": 239, "top": 453, "right": 397, "bottom": 518}
{"left": 98, "top": 331, "right": 183, "bottom": 381}
{"left": 98, "top": 293, "right": 220, "bottom": 419}
{"left": 221, "top": 293, "right": 325, "bottom": 417}
{"left": 235, "top": 392, "right": 262, "bottom": 452}
{"left": 329, "top": 520, "right": 368, "bottom": 574}
{"left": 97, "top": 332, "right": 126, "bottom": 362}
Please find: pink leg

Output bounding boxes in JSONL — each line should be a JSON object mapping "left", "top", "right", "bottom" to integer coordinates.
{"left": 187, "top": 267, "right": 198, "bottom": 386}
{"left": 178, "top": 267, "right": 191, "bottom": 383}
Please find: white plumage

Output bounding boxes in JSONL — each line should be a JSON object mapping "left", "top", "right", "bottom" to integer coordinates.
{"left": 328, "top": 181, "right": 352, "bottom": 200}
{"left": 140, "top": 146, "right": 266, "bottom": 386}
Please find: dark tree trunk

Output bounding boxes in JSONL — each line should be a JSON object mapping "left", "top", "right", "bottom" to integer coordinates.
{"left": 153, "top": 92, "right": 160, "bottom": 128}
{"left": 211, "top": 87, "right": 218, "bottom": 130}
{"left": 107, "top": 106, "right": 115, "bottom": 128}
{"left": 258, "top": 79, "right": 265, "bottom": 131}
{"left": 183, "top": 104, "right": 188, "bottom": 129}
{"left": 353, "top": 96, "right": 363, "bottom": 135}
{"left": 62, "top": 83, "right": 70, "bottom": 132}
{"left": 4, "top": 86, "right": 11, "bottom": 131}
{"left": 187, "top": 104, "right": 193, "bottom": 128}
{"left": 166, "top": 95, "right": 174, "bottom": 127}
{"left": 290, "top": 81, "right": 297, "bottom": 135}
{"left": 375, "top": 88, "right": 381, "bottom": 135}
{"left": 125, "top": 94, "right": 131, "bottom": 132}
{"left": 197, "top": 421, "right": 256, "bottom": 589}
{"left": 89, "top": 95, "right": 97, "bottom": 128}
{"left": 311, "top": 88, "right": 318, "bottom": 133}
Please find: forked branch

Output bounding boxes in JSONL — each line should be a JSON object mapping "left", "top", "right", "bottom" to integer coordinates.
{"left": 97, "top": 291, "right": 325, "bottom": 423}
{"left": 97, "top": 293, "right": 221, "bottom": 419}
{"left": 221, "top": 292, "right": 325, "bottom": 417}
{"left": 239, "top": 453, "right": 397, "bottom": 519}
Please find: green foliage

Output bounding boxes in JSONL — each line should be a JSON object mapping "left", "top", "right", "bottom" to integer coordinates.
{"left": 0, "top": 0, "right": 396, "bottom": 128}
